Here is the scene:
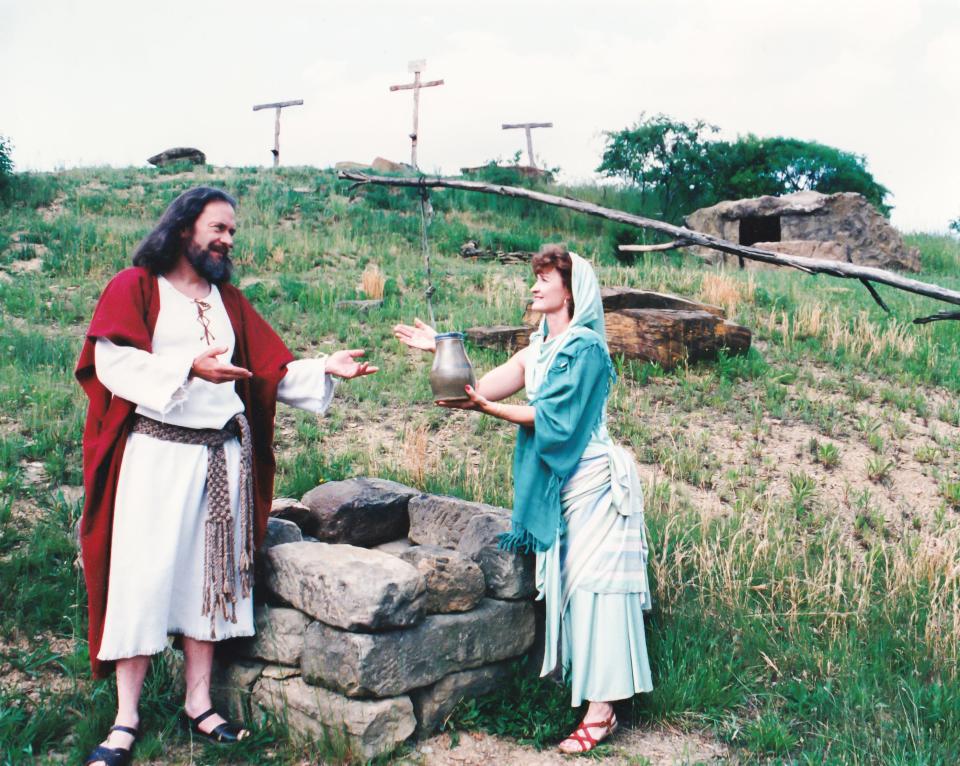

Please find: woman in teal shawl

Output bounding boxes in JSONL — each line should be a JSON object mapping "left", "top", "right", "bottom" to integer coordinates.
{"left": 394, "top": 245, "right": 652, "bottom": 753}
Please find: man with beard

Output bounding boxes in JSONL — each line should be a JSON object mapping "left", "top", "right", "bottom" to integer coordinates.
{"left": 75, "top": 186, "right": 376, "bottom": 766}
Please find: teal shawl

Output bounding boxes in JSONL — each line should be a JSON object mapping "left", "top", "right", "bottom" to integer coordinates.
{"left": 500, "top": 253, "right": 615, "bottom": 553}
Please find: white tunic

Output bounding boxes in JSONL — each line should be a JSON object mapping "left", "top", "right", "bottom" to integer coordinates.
{"left": 95, "top": 276, "right": 335, "bottom": 660}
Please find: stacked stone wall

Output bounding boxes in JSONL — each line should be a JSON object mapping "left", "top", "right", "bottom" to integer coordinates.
{"left": 212, "top": 478, "right": 535, "bottom": 759}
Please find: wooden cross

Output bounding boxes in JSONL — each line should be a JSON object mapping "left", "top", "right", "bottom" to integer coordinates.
{"left": 252, "top": 99, "right": 304, "bottom": 168}
{"left": 501, "top": 122, "right": 553, "bottom": 169}
{"left": 389, "top": 60, "right": 444, "bottom": 169}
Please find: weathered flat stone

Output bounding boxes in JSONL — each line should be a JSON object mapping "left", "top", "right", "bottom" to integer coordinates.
{"left": 235, "top": 605, "right": 309, "bottom": 666}
{"left": 270, "top": 497, "right": 312, "bottom": 530}
{"left": 300, "top": 478, "right": 417, "bottom": 546}
{"left": 399, "top": 545, "right": 486, "bottom": 614}
{"left": 301, "top": 598, "right": 535, "bottom": 697}
{"left": 264, "top": 542, "right": 426, "bottom": 630}
{"left": 407, "top": 494, "right": 508, "bottom": 548}
{"left": 411, "top": 661, "right": 513, "bottom": 735}
{"left": 211, "top": 659, "right": 264, "bottom": 721}
{"left": 457, "top": 513, "right": 535, "bottom": 599}
{"left": 254, "top": 674, "right": 415, "bottom": 760}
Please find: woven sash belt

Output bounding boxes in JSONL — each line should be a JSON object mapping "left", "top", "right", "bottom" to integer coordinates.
{"left": 131, "top": 413, "right": 254, "bottom": 637}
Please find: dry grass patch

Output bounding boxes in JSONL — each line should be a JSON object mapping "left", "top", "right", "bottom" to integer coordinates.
{"left": 699, "top": 270, "right": 755, "bottom": 316}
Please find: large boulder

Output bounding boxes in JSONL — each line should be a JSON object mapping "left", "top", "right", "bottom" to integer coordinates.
{"left": 371, "top": 156, "right": 414, "bottom": 174}
{"left": 146, "top": 147, "right": 206, "bottom": 167}
{"left": 407, "top": 494, "right": 507, "bottom": 549}
{"left": 263, "top": 542, "right": 426, "bottom": 630}
{"left": 457, "top": 513, "right": 535, "bottom": 600}
{"left": 301, "top": 599, "right": 535, "bottom": 697}
{"left": 299, "top": 478, "right": 416, "bottom": 545}
{"left": 684, "top": 191, "right": 920, "bottom": 272}
{"left": 253, "top": 674, "right": 416, "bottom": 760}
{"left": 398, "top": 545, "right": 486, "bottom": 613}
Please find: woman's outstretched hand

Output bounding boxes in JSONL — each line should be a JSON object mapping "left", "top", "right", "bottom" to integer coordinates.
{"left": 437, "top": 384, "right": 492, "bottom": 413}
{"left": 393, "top": 318, "right": 437, "bottom": 353}
{"left": 326, "top": 349, "right": 379, "bottom": 379}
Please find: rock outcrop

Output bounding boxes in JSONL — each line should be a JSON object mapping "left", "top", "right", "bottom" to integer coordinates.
{"left": 684, "top": 190, "right": 920, "bottom": 272}
{"left": 147, "top": 147, "right": 206, "bottom": 167}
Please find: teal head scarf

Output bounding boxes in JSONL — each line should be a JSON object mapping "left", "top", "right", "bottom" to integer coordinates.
{"left": 566, "top": 251, "right": 608, "bottom": 352}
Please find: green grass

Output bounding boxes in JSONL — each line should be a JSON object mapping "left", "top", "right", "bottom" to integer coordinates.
{"left": 1, "top": 164, "right": 959, "bottom": 763}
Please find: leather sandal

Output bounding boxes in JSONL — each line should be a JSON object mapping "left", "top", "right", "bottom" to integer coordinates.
{"left": 184, "top": 707, "right": 251, "bottom": 744}
{"left": 558, "top": 713, "right": 618, "bottom": 754}
{"left": 84, "top": 724, "right": 138, "bottom": 766}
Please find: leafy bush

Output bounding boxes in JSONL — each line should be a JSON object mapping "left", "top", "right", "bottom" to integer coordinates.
{"left": 460, "top": 161, "right": 555, "bottom": 189}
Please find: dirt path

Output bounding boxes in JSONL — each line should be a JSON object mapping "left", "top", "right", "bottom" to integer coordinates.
{"left": 404, "top": 727, "right": 728, "bottom": 765}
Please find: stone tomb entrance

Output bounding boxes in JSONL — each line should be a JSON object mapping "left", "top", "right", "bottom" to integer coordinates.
{"left": 685, "top": 190, "right": 921, "bottom": 271}
{"left": 212, "top": 478, "right": 536, "bottom": 759}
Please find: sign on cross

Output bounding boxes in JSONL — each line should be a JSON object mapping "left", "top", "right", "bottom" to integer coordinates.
{"left": 252, "top": 99, "right": 304, "bottom": 168}
{"left": 501, "top": 122, "right": 553, "bottom": 169}
{"left": 389, "top": 60, "right": 444, "bottom": 170}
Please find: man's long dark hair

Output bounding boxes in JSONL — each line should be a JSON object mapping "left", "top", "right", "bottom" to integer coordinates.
{"left": 132, "top": 186, "right": 237, "bottom": 274}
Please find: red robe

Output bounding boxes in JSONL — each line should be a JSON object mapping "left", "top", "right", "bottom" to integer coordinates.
{"left": 75, "top": 266, "right": 295, "bottom": 678}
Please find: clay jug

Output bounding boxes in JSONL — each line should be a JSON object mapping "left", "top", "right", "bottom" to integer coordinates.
{"left": 430, "top": 332, "right": 477, "bottom": 401}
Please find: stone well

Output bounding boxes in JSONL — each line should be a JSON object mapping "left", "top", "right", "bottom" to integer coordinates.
{"left": 213, "top": 478, "right": 536, "bottom": 759}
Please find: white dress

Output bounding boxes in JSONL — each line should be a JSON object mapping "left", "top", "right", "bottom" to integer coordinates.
{"left": 95, "top": 276, "right": 335, "bottom": 660}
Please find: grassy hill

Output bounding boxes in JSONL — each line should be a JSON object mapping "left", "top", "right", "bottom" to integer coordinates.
{"left": 1, "top": 164, "right": 959, "bottom": 764}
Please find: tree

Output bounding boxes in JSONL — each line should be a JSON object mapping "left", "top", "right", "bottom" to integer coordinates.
{"left": 712, "top": 136, "right": 891, "bottom": 215}
{"left": 950, "top": 217, "right": 959, "bottom": 235}
{"left": 596, "top": 114, "right": 719, "bottom": 222}
{"left": 598, "top": 116, "right": 892, "bottom": 222}
{"left": 0, "top": 135, "right": 13, "bottom": 205}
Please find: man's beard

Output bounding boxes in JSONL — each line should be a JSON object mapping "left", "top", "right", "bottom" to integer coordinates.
{"left": 185, "top": 241, "right": 233, "bottom": 284}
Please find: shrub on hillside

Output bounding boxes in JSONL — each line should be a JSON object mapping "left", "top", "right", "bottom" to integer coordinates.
{"left": 598, "top": 113, "right": 891, "bottom": 223}
{"left": 0, "top": 135, "right": 13, "bottom": 205}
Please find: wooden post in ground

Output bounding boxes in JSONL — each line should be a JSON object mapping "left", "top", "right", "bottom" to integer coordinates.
{"left": 252, "top": 99, "right": 304, "bottom": 167}
{"left": 389, "top": 60, "right": 444, "bottom": 169}
{"left": 501, "top": 122, "right": 552, "bottom": 168}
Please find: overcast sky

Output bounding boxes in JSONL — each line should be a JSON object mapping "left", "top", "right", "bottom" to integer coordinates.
{"left": 2, "top": 0, "right": 958, "bottom": 232}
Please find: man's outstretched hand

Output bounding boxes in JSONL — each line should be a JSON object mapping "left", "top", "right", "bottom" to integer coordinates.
{"left": 326, "top": 349, "right": 379, "bottom": 379}
{"left": 190, "top": 346, "right": 253, "bottom": 383}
